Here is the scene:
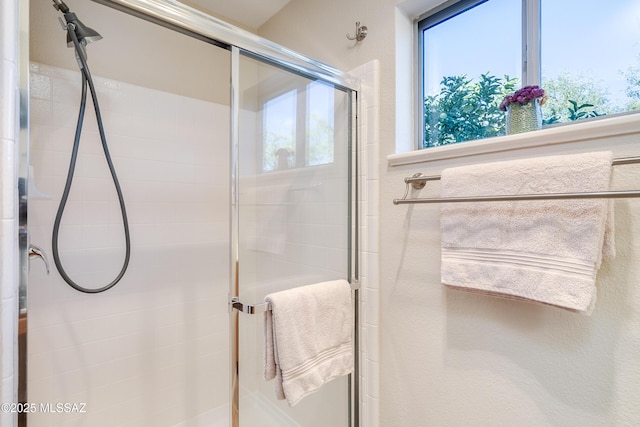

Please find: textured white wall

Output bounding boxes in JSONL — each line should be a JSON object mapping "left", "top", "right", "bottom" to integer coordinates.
{"left": 261, "top": 0, "right": 640, "bottom": 425}
{"left": 381, "top": 127, "right": 640, "bottom": 425}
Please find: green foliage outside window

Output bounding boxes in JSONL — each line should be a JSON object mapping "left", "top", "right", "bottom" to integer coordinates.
{"left": 623, "top": 53, "right": 640, "bottom": 112}
{"left": 423, "top": 62, "right": 640, "bottom": 148}
{"left": 423, "top": 73, "right": 518, "bottom": 148}
{"left": 541, "top": 72, "right": 607, "bottom": 124}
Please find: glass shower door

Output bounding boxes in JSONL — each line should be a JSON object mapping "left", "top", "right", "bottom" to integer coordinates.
{"left": 231, "top": 49, "right": 354, "bottom": 426}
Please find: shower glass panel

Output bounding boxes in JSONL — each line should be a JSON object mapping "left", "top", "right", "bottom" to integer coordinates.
{"left": 235, "top": 51, "right": 352, "bottom": 426}
{"left": 27, "top": 1, "right": 231, "bottom": 424}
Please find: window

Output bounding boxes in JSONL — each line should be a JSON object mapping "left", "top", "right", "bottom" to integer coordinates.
{"left": 261, "top": 81, "right": 336, "bottom": 172}
{"left": 419, "top": 0, "right": 640, "bottom": 149}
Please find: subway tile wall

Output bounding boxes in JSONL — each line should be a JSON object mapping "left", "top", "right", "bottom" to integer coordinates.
{"left": 27, "top": 63, "right": 230, "bottom": 427}
{"left": 351, "top": 60, "right": 380, "bottom": 427}
{"left": 1, "top": 0, "right": 20, "bottom": 426}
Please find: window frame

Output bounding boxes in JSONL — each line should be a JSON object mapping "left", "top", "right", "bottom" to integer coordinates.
{"left": 416, "top": 0, "right": 541, "bottom": 150}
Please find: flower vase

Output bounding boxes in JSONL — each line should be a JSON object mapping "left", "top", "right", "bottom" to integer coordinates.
{"left": 506, "top": 99, "right": 542, "bottom": 135}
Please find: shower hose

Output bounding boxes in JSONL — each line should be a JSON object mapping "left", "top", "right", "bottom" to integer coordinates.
{"left": 51, "top": 24, "right": 131, "bottom": 293}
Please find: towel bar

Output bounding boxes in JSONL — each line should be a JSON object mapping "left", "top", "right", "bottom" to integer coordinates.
{"left": 393, "top": 155, "right": 640, "bottom": 205}
{"left": 231, "top": 280, "right": 360, "bottom": 315}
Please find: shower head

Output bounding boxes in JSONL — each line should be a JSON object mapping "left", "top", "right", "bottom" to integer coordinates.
{"left": 52, "top": 0, "right": 103, "bottom": 47}
{"left": 63, "top": 13, "right": 103, "bottom": 47}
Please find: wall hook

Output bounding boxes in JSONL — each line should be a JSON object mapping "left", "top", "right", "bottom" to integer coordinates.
{"left": 346, "top": 21, "right": 368, "bottom": 42}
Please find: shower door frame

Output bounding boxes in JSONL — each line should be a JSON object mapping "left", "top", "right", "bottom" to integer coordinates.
{"left": 229, "top": 46, "right": 359, "bottom": 427}
{"left": 81, "top": 2, "right": 362, "bottom": 426}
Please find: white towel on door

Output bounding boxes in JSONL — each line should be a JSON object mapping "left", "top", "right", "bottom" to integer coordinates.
{"left": 440, "top": 151, "right": 615, "bottom": 314}
{"left": 264, "top": 279, "right": 353, "bottom": 406}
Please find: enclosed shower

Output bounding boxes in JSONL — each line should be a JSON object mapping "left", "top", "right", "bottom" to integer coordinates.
{"left": 23, "top": 0, "right": 359, "bottom": 426}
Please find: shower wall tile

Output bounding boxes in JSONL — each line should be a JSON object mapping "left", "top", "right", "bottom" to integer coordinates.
{"left": 0, "top": 60, "right": 16, "bottom": 142}
{"left": 365, "top": 288, "right": 379, "bottom": 328}
{"left": 366, "top": 324, "right": 378, "bottom": 363}
{"left": 366, "top": 179, "right": 380, "bottom": 217}
{"left": 350, "top": 59, "right": 380, "bottom": 427}
{"left": 30, "top": 98, "right": 54, "bottom": 128}
{"left": 1, "top": 0, "right": 19, "bottom": 416}
{"left": 28, "top": 62, "right": 231, "bottom": 426}
{"left": 366, "top": 396, "right": 380, "bottom": 427}
{"left": 1, "top": 139, "right": 16, "bottom": 221}
{"left": 1, "top": 375, "right": 17, "bottom": 425}
{"left": 1, "top": 296, "right": 17, "bottom": 379}
{"left": 366, "top": 251, "right": 379, "bottom": 290}
{"left": 29, "top": 73, "right": 52, "bottom": 101}
{"left": 366, "top": 359, "right": 379, "bottom": 399}
{"left": 0, "top": 1, "right": 17, "bottom": 65}
{"left": 0, "top": 219, "right": 17, "bottom": 301}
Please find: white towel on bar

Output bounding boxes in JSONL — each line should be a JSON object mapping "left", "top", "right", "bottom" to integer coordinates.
{"left": 264, "top": 279, "right": 354, "bottom": 406}
{"left": 440, "top": 151, "right": 615, "bottom": 314}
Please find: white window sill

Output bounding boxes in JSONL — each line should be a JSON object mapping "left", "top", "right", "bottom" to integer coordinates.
{"left": 387, "top": 113, "right": 640, "bottom": 167}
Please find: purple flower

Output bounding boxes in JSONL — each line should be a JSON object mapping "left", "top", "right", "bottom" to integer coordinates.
{"left": 500, "top": 85, "right": 546, "bottom": 111}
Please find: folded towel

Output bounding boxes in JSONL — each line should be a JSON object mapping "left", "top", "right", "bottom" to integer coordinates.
{"left": 264, "top": 279, "right": 354, "bottom": 406}
{"left": 440, "top": 151, "right": 615, "bottom": 314}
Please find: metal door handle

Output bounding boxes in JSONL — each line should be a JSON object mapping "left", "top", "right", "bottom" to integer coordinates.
{"left": 230, "top": 281, "right": 360, "bottom": 314}
{"left": 29, "top": 244, "right": 50, "bottom": 275}
{"left": 230, "top": 296, "right": 271, "bottom": 314}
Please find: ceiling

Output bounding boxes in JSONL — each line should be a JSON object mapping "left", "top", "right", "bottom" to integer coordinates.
{"left": 185, "top": 0, "right": 291, "bottom": 30}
